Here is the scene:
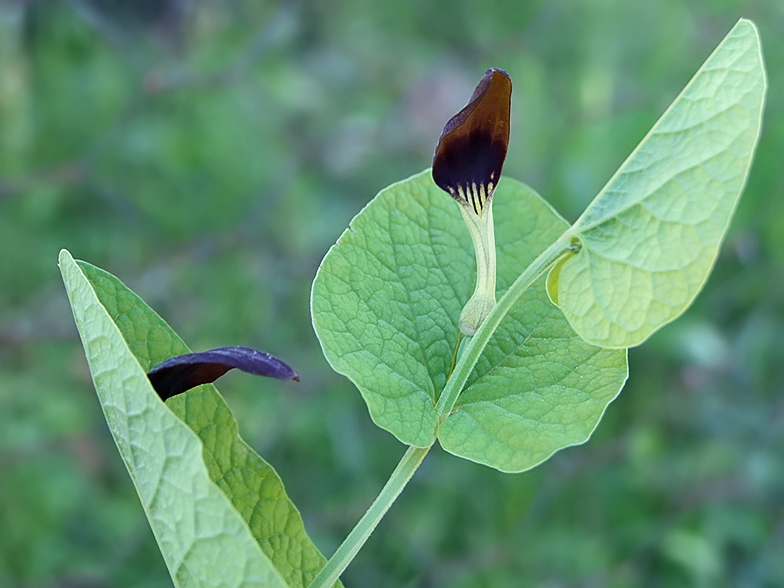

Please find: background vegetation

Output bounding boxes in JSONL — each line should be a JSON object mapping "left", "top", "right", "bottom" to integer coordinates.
{"left": 1, "top": 1, "right": 782, "bottom": 586}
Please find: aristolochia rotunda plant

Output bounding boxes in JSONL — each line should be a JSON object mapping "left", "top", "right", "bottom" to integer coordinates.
{"left": 61, "top": 19, "right": 765, "bottom": 588}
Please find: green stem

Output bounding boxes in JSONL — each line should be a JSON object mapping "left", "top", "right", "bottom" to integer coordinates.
{"left": 308, "top": 445, "right": 431, "bottom": 588}
{"left": 436, "top": 231, "right": 572, "bottom": 421}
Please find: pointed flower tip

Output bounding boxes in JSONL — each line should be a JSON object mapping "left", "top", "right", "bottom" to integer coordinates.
{"left": 147, "top": 345, "right": 299, "bottom": 401}
{"left": 432, "top": 68, "right": 512, "bottom": 214}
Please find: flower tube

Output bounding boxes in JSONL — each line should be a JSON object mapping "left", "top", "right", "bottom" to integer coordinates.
{"left": 432, "top": 68, "right": 511, "bottom": 335}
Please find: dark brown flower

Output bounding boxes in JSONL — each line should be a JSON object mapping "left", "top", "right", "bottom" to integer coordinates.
{"left": 432, "top": 68, "right": 512, "bottom": 215}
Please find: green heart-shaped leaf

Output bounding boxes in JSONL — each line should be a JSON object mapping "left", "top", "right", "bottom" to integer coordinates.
{"left": 547, "top": 18, "right": 767, "bottom": 348}
{"left": 311, "top": 171, "right": 628, "bottom": 471}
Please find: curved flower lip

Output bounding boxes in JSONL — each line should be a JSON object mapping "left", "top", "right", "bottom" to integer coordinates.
{"left": 147, "top": 345, "right": 299, "bottom": 401}
{"left": 432, "top": 68, "right": 512, "bottom": 214}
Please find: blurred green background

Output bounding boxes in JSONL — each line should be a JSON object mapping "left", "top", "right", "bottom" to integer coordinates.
{"left": 1, "top": 1, "right": 783, "bottom": 586}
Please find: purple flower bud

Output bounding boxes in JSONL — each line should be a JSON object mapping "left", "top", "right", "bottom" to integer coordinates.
{"left": 148, "top": 346, "right": 299, "bottom": 400}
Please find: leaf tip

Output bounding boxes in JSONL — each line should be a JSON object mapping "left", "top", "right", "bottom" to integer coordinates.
{"left": 58, "top": 248, "right": 73, "bottom": 267}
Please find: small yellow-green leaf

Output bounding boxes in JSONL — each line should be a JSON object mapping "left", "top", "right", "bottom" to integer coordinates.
{"left": 548, "top": 18, "right": 766, "bottom": 348}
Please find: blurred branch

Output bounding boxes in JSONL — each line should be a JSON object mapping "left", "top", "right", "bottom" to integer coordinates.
{"left": 67, "top": 0, "right": 300, "bottom": 95}
{"left": 143, "top": 1, "right": 299, "bottom": 95}
{"left": 0, "top": 0, "right": 36, "bottom": 13}
{"left": 0, "top": 433, "right": 98, "bottom": 468}
{"left": 69, "top": 0, "right": 301, "bottom": 92}
{"left": 0, "top": 153, "right": 150, "bottom": 234}
{"left": 0, "top": 322, "right": 74, "bottom": 345}
{"left": 0, "top": 286, "right": 75, "bottom": 346}
{"left": 0, "top": 162, "right": 85, "bottom": 200}
{"left": 65, "top": 0, "right": 189, "bottom": 71}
